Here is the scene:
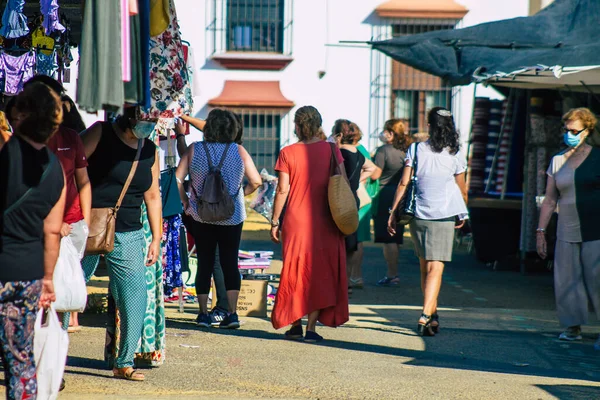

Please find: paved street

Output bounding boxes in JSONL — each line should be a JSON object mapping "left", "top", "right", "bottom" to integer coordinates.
{"left": 4, "top": 232, "right": 600, "bottom": 399}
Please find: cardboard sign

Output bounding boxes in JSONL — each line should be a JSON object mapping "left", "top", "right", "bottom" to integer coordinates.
{"left": 211, "top": 280, "right": 267, "bottom": 317}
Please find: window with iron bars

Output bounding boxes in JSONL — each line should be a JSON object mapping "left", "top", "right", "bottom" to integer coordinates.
{"left": 206, "top": 0, "right": 294, "bottom": 56}
{"left": 228, "top": 108, "right": 283, "bottom": 174}
{"left": 391, "top": 22, "right": 455, "bottom": 135}
{"left": 368, "top": 19, "right": 459, "bottom": 149}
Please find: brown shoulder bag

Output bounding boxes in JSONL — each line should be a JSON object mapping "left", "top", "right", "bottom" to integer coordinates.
{"left": 85, "top": 140, "right": 143, "bottom": 256}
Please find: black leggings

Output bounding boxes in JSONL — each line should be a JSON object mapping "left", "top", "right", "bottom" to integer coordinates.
{"left": 191, "top": 221, "right": 243, "bottom": 294}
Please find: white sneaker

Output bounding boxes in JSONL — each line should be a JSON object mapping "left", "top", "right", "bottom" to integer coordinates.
{"left": 559, "top": 326, "right": 582, "bottom": 341}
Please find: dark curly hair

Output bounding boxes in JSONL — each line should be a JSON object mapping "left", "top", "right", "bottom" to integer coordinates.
{"left": 384, "top": 118, "right": 411, "bottom": 151}
{"left": 229, "top": 111, "right": 244, "bottom": 145}
{"left": 204, "top": 108, "right": 237, "bottom": 143}
{"left": 294, "top": 106, "right": 322, "bottom": 141}
{"left": 15, "top": 82, "right": 63, "bottom": 144}
{"left": 428, "top": 107, "right": 460, "bottom": 154}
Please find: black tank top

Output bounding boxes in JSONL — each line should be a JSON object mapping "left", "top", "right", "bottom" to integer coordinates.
{"left": 87, "top": 122, "right": 156, "bottom": 232}
{"left": 0, "top": 137, "right": 64, "bottom": 282}
{"left": 341, "top": 148, "right": 365, "bottom": 207}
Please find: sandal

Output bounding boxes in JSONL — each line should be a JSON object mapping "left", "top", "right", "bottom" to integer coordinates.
{"left": 113, "top": 367, "right": 145, "bottom": 381}
{"left": 67, "top": 326, "right": 82, "bottom": 334}
{"left": 349, "top": 278, "right": 364, "bottom": 289}
{"left": 417, "top": 313, "right": 435, "bottom": 337}
{"left": 431, "top": 313, "right": 440, "bottom": 334}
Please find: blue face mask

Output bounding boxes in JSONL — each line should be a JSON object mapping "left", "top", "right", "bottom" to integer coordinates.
{"left": 563, "top": 132, "right": 582, "bottom": 148}
{"left": 132, "top": 121, "right": 156, "bottom": 139}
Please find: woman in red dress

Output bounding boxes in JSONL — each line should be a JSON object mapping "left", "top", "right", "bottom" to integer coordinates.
{"left": 270, "top": 106, "right": 349, "bottom": 342}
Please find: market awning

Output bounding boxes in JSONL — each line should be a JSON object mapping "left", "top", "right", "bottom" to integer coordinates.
{"left": 477, "top": 65, "right": 600, "bottom": 91}
{"left": 208, "top": 81, "right": 294, "bottom": 108}
{"left": 375, "top": 0, "right": 468, "bottom": 19}
{"left": 370, "top": 0, "right": 600, "bottom": 88}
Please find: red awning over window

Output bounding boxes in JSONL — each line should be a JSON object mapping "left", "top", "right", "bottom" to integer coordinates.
{"left": 208, "top": 81, "right": 295, "bottom": 108}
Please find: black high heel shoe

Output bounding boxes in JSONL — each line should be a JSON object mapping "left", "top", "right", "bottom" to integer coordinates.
{"left": 431, "top": 313, "right": 440, "bottom": 334}
{"left": 417, "top": 313, "right": 435, "bottom": 337}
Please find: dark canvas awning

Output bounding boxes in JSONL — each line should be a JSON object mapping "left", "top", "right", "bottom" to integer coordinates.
{"left": 370, "top": 0, "right": 600, "bottom": 88}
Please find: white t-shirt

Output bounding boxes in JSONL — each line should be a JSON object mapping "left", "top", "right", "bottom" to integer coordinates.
{"left": 405, "top": 141, "right": 468, "bottom": 220}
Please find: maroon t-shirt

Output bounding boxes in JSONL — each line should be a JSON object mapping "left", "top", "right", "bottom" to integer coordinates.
{"left": 47, "top": 127, "right": 88, "bottom": 224}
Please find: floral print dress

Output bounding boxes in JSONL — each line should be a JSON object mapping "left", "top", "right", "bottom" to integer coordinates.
{"left": 140, "top": 0, "right": 193, "bottom": 121}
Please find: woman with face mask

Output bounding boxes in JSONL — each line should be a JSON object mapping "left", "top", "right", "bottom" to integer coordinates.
{"left": 79, "top": 107, "right": 161, "bottom": 381}
{"left": 537, "top": 108, "right": 600, "bottom": 350}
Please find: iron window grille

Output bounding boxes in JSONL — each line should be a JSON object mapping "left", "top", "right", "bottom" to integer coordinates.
{"left": 227, "top": 108, "right": 287, "bottom": 174}
{"left": 369, "top": 18, "right": 460, "bottom": 149}
{"left": 206, "top": 0, "right": 294, "bottom": 56}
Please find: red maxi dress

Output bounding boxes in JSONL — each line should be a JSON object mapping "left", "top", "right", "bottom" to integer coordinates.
{"left": 272, "top": 141, "right": 349, "bottom": 330}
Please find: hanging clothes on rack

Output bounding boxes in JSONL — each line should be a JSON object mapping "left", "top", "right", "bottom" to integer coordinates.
{"left": 121, "top": 0, "right": 131, "bottom": 82}
{"left": 37, "top": 51, "right": 59, "bottom": 78}
{"left": 0, "top": 0, "right": 29, "bottom": 39}
{"left": 0, "top": 51, "right": 36, "bottom": 95}
{"left": 162, "top": 215, "right": 183, "bottom": 296}
{"left": 124, "top": 0, "right": 151, "bottom": 107}
{"left": 31, "top": 26, "right": 55, "bottom": 55}
{"left": 149, "top": 0, "right": 169, "bottom": 36}
{"left": 76, "top": 0, "right": 124, "bottom": 113}
{"left": 140, "top": 0, "right": 192, "bottom": 121}
{"left": 40, "top": 0, "right": 66, "bottom": 35}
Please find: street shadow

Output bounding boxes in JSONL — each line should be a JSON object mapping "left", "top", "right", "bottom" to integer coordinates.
{"left": 164, "top": 308, "right": 600, "bottom": 383}
{"left": 536, "top": 384, "right": 600, "bottom": 399}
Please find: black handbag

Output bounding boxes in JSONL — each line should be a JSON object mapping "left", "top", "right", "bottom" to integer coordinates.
{"left": 395, "top": 143, "right": 419, "bottom": 225}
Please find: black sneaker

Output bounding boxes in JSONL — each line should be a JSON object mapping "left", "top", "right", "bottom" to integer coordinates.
{"left": 219, "top": 312, "right": 240, "bottom": 329}
{"left": 196, "top": 313, "right": 211, "bottom": 328}
{"left": 209, "top": 307, "right": 227, "bottom": 327}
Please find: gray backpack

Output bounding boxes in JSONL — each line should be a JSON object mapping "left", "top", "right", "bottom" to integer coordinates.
{"left": 196, "top": 142, "right": 235, "bottom": 222}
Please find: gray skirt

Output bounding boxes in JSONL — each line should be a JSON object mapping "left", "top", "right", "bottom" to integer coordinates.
{"left": 409, "top": 218, "right": 456, "bottom": 262}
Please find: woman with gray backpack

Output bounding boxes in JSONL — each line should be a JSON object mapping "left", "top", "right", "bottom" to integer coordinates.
{"left": 176, "top": 109, "right": 262, "bottom": 329}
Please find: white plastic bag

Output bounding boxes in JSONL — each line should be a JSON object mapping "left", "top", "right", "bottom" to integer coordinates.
{"left": 34, "top": 306, "right": 69, "bottom": 400}
{"left": 249, "top": 169, "right": 278, "bottom": 223}
{"left": 53, "top": 236, "right": 88, "bottom": 312}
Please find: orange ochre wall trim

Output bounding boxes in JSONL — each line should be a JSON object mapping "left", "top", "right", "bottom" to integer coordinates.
{"left": 208, "top": 81, "right": 295, "bottom": 109}
{"left": 375, "top": 0, "right": 468, "bottom": 19}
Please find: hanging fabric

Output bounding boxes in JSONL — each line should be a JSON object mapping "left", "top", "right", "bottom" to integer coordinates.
{"left": 149, "top": 0, "right": 169, "bottom": 36}
{"left": 31, "top": 26, "right": 55, "bottom": 55}
{"left": 124, "top": 0, "right": 150, "bottom": 107}
{"left": 40, "top": 0, "right": 66, "bottom": 35}
{"left": 121, "top": 0, "right": 131, "bottom": 82}
{"left": 162, "top": 215, "right": 182, "bottom": 295}
{"left": 129, "top": 0, "right": 139, "bottom": 15}
{"left": 182, "top": 43, "right": 200, "bottom": 97}
{"left": 0, "top": 52, "right": 36, "bottom": 95}
{"left": 37, "top": 51, "right": 59, "bottom": 78}
{"left": 140, "top": 0, "right": 192, "bottom": 120}
{"left": 77, "top": 0, "right": 124, "bottom": 113}
{"left": 0, "top": 0, "right": 29, "bottom": 39}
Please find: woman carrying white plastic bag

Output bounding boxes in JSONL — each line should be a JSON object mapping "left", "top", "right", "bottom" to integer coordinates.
{"left": 34, "top": 306, "right": 69, "bottom": 400}
{"left": 0, "top": 84, "right": 66, "bottom": 399}
{"left": 53, "top": 237, "right": 88, "bottom": 313}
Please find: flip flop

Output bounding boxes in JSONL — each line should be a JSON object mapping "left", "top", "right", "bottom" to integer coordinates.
{"left": 67, "top": 326, "right": 82, "bottom": 333}
{"left": 113, "top": 368, "right": 145, "bottom": 381}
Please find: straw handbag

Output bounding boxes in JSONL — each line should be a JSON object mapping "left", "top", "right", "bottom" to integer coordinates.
{"left": 327, "top": 143, "right": 358, "bottom": 235}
